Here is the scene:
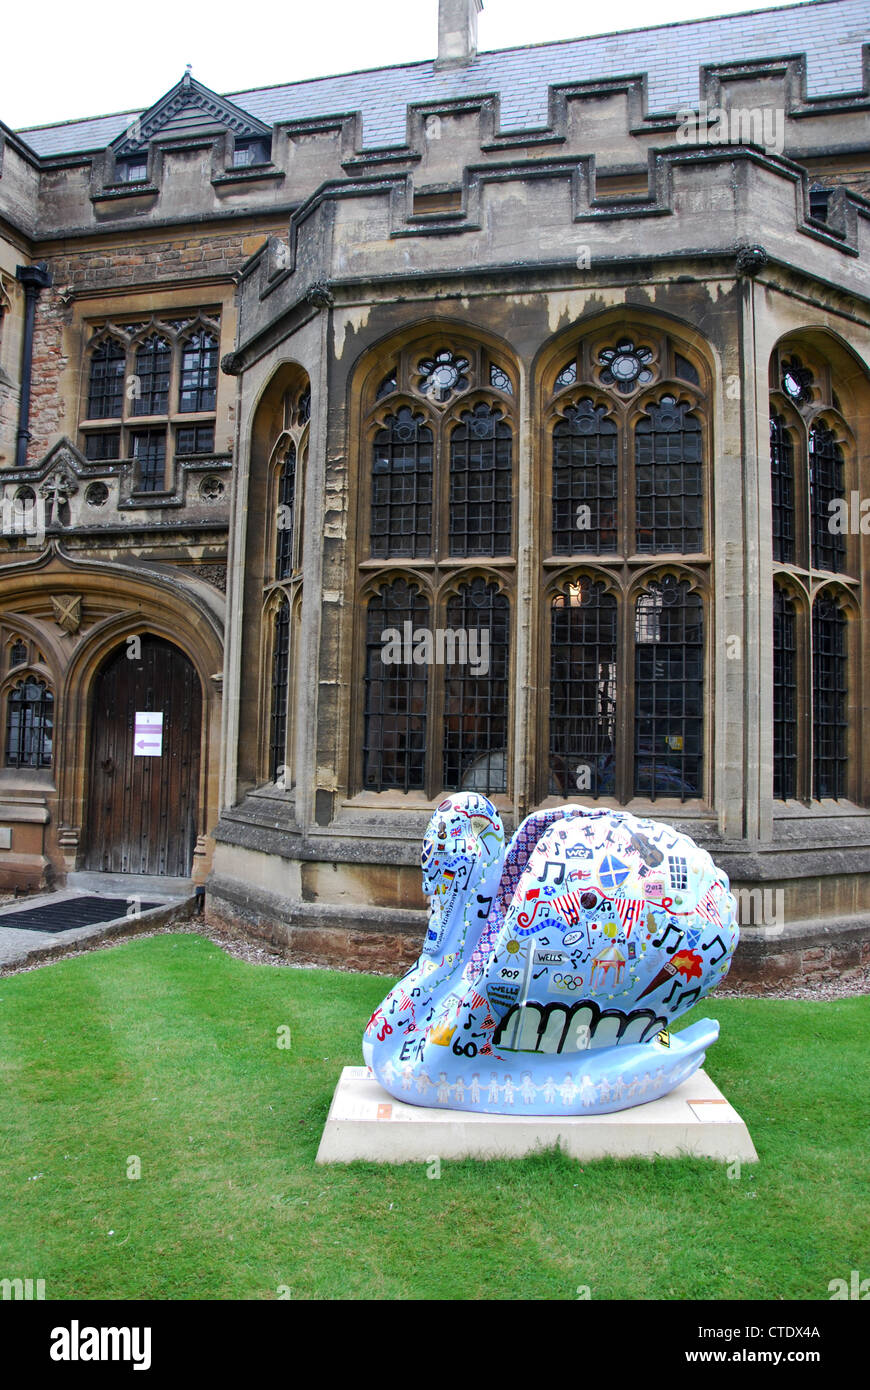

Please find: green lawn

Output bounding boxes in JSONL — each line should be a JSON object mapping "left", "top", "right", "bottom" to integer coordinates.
{"left": 0, "top": 933, "right": 867, "bottom": 1300}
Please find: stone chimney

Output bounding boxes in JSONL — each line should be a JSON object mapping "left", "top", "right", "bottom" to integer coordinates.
{"left": 436, "top": 0, "right": 483, "bottom": 69}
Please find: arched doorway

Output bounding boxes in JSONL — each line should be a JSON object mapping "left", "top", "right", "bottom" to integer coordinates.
{"left": 84, "top": 635, "right": 202, "bottom": 876}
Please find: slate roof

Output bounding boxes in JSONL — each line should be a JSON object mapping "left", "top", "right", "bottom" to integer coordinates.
{"left": 16, "top": 0, "right": 870, "bottom": 158}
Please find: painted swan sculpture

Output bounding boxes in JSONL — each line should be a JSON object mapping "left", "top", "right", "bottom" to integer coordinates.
{"left": 363, "top": 792, "right": 738, "bottom": 1115}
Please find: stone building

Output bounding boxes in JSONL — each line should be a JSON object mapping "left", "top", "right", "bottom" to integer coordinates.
{"left": 1, "top": 0, "right": 869, "bottom": 984}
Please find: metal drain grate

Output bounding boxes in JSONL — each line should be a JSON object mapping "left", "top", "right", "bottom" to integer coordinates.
{"left": 0, "top": 896, "right": 163, "bottom": 934}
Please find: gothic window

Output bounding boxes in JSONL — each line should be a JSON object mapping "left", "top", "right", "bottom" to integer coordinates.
{"left": 5, "top": 678, "right": 53, "bottom": 768}
{"left": 179, "top": 331, "right": 218, "bottom": 413}
{"left": 770, "top": 414, "right": 795, "bottom": 564}
{"left": 10, "top": 639, "right": 27, "bottom": 667}
{"left": 132, "top": 335, "right": 171, "bottom": 415}
{"left": 269, "top": 598, "right": 290, "bottom": 783}
{"left": 812, "top": 592, "right": 848, "bottom": 800}
{"left": 635, "top": 397, "right": 703, "bottom": 553}
{"left": 772, "top": 586, "right": 798, "bottom": 801}
{"left": 549, "top": 580, "right": 617, "bottom": 798}
{"left": 262, "top": 378, "right": 309, "bottom": 787}
{"left": 634, "top": 578, "right": 704, "bottom": 801}
{"left": 448, "top": 404, "right": 512, "bottom": 557}
{"left": 275, "top": 443, "right": 297, "bottom": 580}
{"left": 544, "top": 328, "right": 708, "bottom": 804}
{"left": 87, "top": 339, "right": 126, "bottom": 419}
{"left": 552, "top": 401, "right": 617, "bottom": 554}
{"left": 363, "top": 578, "right": 429, "bottom": 792}
{"left": 358, "top": 338, "right": 516, "bottom": 797}
{"left": 809, "top": 423, "right": 846, "bottom": 574}
{"left": 770, "top": 342, "right": 860, "bottom": 804}
{"left": 442, "top": 579, "right": 509, "bottom": 792}
{"left": 81, "top": 313, "right": 221, "bottom": 480}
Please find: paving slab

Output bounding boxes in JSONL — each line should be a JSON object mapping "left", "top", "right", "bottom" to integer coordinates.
{"left": 0, "top": 888, "right": 195, "bottom": 969}
{"left": 316, "top": 1065, "right": 759, "bottom": 1164}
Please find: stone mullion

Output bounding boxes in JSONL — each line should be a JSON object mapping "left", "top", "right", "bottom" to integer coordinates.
{"left": 736, "top": 275, "right": 766, "bottom": 842}
{"left": 513, "top": 359, "right": 534, "bottom": 818}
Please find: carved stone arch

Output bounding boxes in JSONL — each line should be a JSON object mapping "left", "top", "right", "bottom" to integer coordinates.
{"left": 437, "top": 565, "right": 511, "bottom": 605}
{"left": 544, "top": 565, "right": 622, "bottom": 603}
{"left": 354, "top": 317, "right": 521, "bottom": 418}
{"left": 533, "top": 304, "right": 716, "bottom": 406}
{"left": 772, "top": 326, "right": 870, "bottom": 422}
{"left": 440, "top": 390, "right": 513, "bottom": 434}
{"left": 627, "top": 384, "right": 704, "bottom": 430}
{"left": 357, "top": 567, "right": 435, "bottom": 608}
{"left": 627, "top": 563, "right": 710, "bottom": 604}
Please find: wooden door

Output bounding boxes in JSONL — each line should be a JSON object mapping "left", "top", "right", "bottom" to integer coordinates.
{"left": 85, "top": 636, "right": 202, "bottom": 876}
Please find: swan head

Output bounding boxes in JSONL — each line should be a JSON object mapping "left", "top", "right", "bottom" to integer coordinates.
{"left": 420, "top": 793, "right": 505, "bottom": 962}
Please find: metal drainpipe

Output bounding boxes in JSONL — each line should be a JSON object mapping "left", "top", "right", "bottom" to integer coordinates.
{"left": 14, "top": 261, "right": 53, "bottom": 470}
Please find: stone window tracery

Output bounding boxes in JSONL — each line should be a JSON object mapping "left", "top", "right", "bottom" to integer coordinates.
{"left": 544, "top": 327, "right": 709, "bottom": 805}
{"left": 769, "top": 341, "right": 861, "bottom": 803}
{"left": 81, "top": 313, "right": 221, "bottom": 490}
{"left": 358, "top": 336, "right": 515, "bottom": 797}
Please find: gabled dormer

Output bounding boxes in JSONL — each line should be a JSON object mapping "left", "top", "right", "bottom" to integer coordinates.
{"left": 93, "top": 70, "right": 277, "bottom": 207}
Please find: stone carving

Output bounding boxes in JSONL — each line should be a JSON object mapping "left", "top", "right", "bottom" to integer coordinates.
{"left": 51, "top": 595, "right": 82, "bottom": 633}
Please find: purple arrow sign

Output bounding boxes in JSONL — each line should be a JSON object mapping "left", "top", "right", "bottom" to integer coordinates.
{"left": 134, "top": 712, "right": 163, "bottom": 757}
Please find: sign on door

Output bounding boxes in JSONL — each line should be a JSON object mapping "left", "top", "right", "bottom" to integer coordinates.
{"left": 134, "top": 711, "right": 163, "bottom": 757}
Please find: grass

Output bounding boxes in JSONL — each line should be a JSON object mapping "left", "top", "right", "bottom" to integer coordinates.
{"left": 0, "top": 933, "right": 867, "bottom": 1300}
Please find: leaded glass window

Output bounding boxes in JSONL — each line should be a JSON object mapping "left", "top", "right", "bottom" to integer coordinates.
{"left": 634, "top": 578, "right": 703, "bottom": 801}
{"left": 773, "top": 586, "right": 797, "bottom": 800}
{"left": 552, "top": 400, "right": 618, "bottom": 554}
{"left": 132, "top": 335, "right": 170, "bottom": 416}
{"left": 809, "top": 423, "right": 846, "bottom": 573}
{"left": 131, "top": 430, "right": 166, "bottom": 491}
{"left": 443, "top": 579, "right": 509, "bottom": 793}
{"left": 549, "top": 580, "right": 617, "bottom": 798}
{"left": 276, "top": 443, "right": 296, "bottom": 580}
{"left": 448, "top": 404, "right": 512, "bottom": 557}
{"left": 5, "top": 678, "right": 53, "bottom": 768}
{"left": 363, "top": 579, "right": 429, "bottom": 791}
{"left": 635, "top": 396, "right": 703, "bottom": 553}
{"left": 770, "top": 414, "right": 795, "bottom": 565}
{"left": 87, "top": 339, "right": 126, "bottom": 419}
{"left": 812, "top": 593, "right": 847, "bottom": 799}
{"left": 370, "top": 408, "right": 433, "bottom": 559}
{"left": 269, "top": 599, "right": 290, "bottom": 782}
{"left": 417, "top": 350, "right": 469, "bottom": 403}
{"left": 179, "top": 331, "right": 218, "bottom": 413}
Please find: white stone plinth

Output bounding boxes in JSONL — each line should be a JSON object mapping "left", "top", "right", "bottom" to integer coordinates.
{"left": 315, "top": 1065, "right": 759, "bottom": 1164}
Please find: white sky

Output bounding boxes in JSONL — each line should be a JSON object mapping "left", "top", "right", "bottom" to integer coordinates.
{"left": 8, "top": 0, "right": 795, "bottom": 130}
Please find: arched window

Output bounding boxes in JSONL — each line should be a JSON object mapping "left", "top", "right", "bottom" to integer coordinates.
{"left": 275, "top": 443, "right": 297, "bottom": 580}
{"left": 357, "top": 337, "right": 516, "bottom": 797}
{"left": 132, "top": 334, "right": 171, "bottom": 416}
{"left": 87, "top": 338, "right": 126, "bottom": 419}
{"left": 262, "top": 377, "right": 309, "bottom": 788}
{"left": 812, "top": 591, "right": 847, "bottom": 800}
{"left": 370, "top": 408, "right": 433, "bottom": 559}
{"left": 179, "top": 331, "right": 218, "bottom": 413}
{"left": 772, "top": 585, "right": 798, "bottom": 800}
{"left": 549, "top": 579, "right": 617, "bottom": 797}
{"left": 544, "top": 326, "right": 708, "bottom": 803}
{"left": 635, "top": 396, "right": 703, "bottom": 554}
{"left": 552, "top": 401, "right": 617, "bottom": 554}
{"left": 770, "top": 414, "right": 795, "bottom": 565}
{"left": 634, "top": 578, "right": 703, "bottom": 801}
{"left": 269, "top": 599, "right": 290, "bottom": 783}
{"left": 443, "top": 578, "right": 509, "bottom": 791}
{"left": 363, "top": 578, "right": 430, "bottom": 792}
{"left": 81, "top": 314, "right": 221, "bottom": 475}
{"left": 5, "top": 678, "right": 53, "bottom": 768}
{"left": 448, "top": 405, "right": 512, "bottom": 556}
{"left": 769, "top": 342, "right": 860, "bottom": 804}
{"left": 809, "top": 422, "right": 846, "bottom": 574}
